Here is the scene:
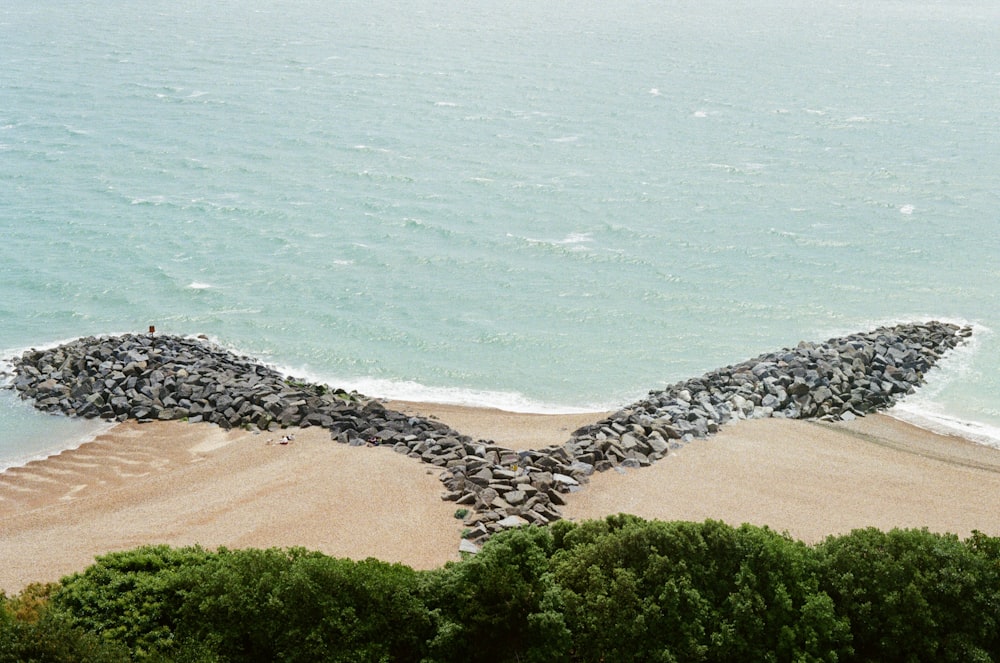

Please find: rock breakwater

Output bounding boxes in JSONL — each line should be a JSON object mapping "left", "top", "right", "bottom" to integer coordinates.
{"left": 2, "top": 321, "right": 971, "bottom": 550}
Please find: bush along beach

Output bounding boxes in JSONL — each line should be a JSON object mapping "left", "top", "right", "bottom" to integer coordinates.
{"left": 1, "top": 518, "right": 999, "bottom": 662}
{"left": 2, "top": 321, "right": 972, "bottom": 548}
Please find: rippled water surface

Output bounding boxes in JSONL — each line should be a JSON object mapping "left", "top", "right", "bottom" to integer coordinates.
{"left": 2, "top": 0, "right": 999, "bottom": 464}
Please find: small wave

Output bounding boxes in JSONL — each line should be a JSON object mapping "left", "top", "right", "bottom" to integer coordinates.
{"left": 649, "top": 88, "right": 661, "bottom": 96}
{"left": 890, "top": 405, "right": 1000, "bottom": 450}
{"left": 433, "top": 101, "right": 458, "bottom": 107}
{"left": 520, "top": 232, "right": 594, "bottom": 247}
{"left": 187, "top": 282, "right": 213, "bottom": 290}
{"left": 0, "top": 416, "right": 115, "bottom": 474}
{"left": 899, "top": 204, "right": 915, "bottom": 215}
{"left": 130, "top": 196, "right": 168, "bottom": 206}
{"left": 769, "top": 228, "right": 851, "bottom": 248}
{"left": 194, "top": 339, "right": 611, "bottom": 415}
{"left": 206, "top": 307, "right": 263, "bottom": 316}
{"left": 692, "top": 110, "right": 708, "bottom": 118}
{"left": 302, "top": 373, "right": 608, "bottom": 414}
{"left": 550, "top": 135, "right": 579, "bottom": 143}
{"left": 2, "top": 334, "right": 126, "bottom": 374}
{"left": 824, "top": 319, "right": 998, "bottom": 447}
{"left": 352, "top": 144, "right": 391, "bottom": 153}
{"left": 899, "top": 320, "right": 991, "bottom": 396}
{"left": 553, "top": 232, "right": 593, "bottom": 245}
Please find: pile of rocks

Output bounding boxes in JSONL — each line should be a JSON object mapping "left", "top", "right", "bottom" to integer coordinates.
{"left": 2, "top": 321, "right": 970, "bottom": 550}
{"left": 1, "top": 333, "right": 584, "bottom": 542}
{"left": 8, "top": 334, "right": 356, "bottom": 428}
{"left": 2, "top": 333, "right": 469, "bottom": 442}
{"left": 562, "top": 321, "right": 972, "bottom": 473}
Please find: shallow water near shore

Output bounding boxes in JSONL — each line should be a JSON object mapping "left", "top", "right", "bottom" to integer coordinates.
{"left": 2, "top": 0, "right": 999, "bottom": 465}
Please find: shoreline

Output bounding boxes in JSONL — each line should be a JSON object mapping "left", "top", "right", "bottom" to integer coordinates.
{"left": 2, "top": 392, "right": 998, "bottom": 477}
{"left": 3, "top": 403, "right": 1000, "bottom": 594}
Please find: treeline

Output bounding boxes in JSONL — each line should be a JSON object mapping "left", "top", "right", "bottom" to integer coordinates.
{"left": 2, "top": 517, "right": 999, "bottom": 662}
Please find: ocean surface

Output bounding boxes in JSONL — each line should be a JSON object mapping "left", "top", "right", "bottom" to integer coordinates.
{"left": 2, "top": 0, "right": 999, "bottom": 469}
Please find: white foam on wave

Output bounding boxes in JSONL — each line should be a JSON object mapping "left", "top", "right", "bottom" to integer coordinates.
{"left": 552, "top": 232, "right": 593, "bottom": 245}
{"left": 801, "top": 318, "right": 999, "bottom": 447}
{"left": 1, "top": 336, "right": 125, "bottom": 472}
{"left": 860, "top": 319, "right": 1000, "bottom": 448}
{"left": 899, "top": 204, "right": 915, "bottom": 215}
{"left": 328, "top": 377, "right": 608, "bottom": 415}
{"left": 187, "top": 281, "right": 213, "bottom": 290}
{"left": 890, "top": 404, "right": 1000, "bottom": 450}
{"left": 520, "top": 232, "right": 594, "bottom": 247}
{"left": 192, "top": 337, "right": 610, "bottom": 415}
{"left": 1, "top": 334, "right": 127, "bottom": 375}
{"left": 769, "top": 228, "right": 850, "bottom": 248}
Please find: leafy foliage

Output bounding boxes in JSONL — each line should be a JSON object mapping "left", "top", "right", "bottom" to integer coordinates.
{"left": 423, "top": 525, "right": 571, "bottom": 663}
{"left": 3, "top": 520, "right": 997, "bottom": 662}
{"left": 173, "top": 547, "right": 432, "bottom": 662}
{"left": 549, "top": 516, "right": 851, "bottom": 662}
{"left": 52, "top": 545, "right": 213, "bottom": 657}
{"left": 817, "top": 527, "right": 1000, "bottom": 662}
{"left": 1, "top": 585, "right": 127, "bottom": 662}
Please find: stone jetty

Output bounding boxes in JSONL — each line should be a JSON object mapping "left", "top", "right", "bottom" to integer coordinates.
{"left": 2, "top": 321, "right": 971, "bottom": 551}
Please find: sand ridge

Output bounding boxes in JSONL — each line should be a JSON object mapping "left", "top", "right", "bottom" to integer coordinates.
{"left": 0, "top": 420, "right": 464, "bottom": 593}
{"left": 1, "top": 407, "right": 999, "bottom": 594}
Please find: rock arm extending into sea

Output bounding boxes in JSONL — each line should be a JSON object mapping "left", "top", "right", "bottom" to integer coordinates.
{"left": 2, "top": 321, "right": 971, "bottom": 550}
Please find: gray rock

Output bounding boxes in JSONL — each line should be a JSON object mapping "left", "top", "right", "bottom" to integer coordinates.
{"left": 4, "top": 322, "right": 970, "bottom": 550}
{"left": 496, "top": 515, "right": 529, "bottom": 529}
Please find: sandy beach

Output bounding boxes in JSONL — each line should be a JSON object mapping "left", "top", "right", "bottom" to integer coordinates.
{"left": 2, "top": 404, "right": 999, "bottom": 594}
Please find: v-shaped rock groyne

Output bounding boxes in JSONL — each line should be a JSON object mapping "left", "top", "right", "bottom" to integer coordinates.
{"left": 3, "top": 321, "right": 970, "bottom": 549}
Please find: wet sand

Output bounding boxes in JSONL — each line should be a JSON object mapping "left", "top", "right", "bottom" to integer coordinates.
{"left": 2, "top": 405, "right": 999, "bottom": 594}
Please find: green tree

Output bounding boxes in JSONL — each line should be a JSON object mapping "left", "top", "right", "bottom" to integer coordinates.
{"left": 549, "top": 516, "right": 850, "bottom": 662}
{"left": 1, "top": 585, "right": 127, "bottom": 662}
{"left": 817, "top": 527, "right": 999, "bottom": 662}
{"left": 175, "top": 548, "right": 432, "bottom": 662}
{"left": 52, "top": 545, "right": 213, "bottom": 657}
{"left": 423, "top": 525, "right": 571, "bottom": 663}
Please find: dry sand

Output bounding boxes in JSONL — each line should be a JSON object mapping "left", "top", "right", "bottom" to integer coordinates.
{"left": 2, "top": 404, "right": 999, "bottom": 594}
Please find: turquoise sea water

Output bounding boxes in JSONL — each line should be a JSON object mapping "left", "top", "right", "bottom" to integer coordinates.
{"left": 2, "top": 0, "right": 999, "bottom": 468}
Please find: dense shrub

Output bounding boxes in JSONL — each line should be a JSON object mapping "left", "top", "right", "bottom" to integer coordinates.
{"left": 817, "top": 527, "right": 1000, "bottom": 662}
{"left": 1, "top": 584, "right": 127, "bottom": 662}
{"left": 4, "top": 519, "right": 997, "bottom": 662}
{"left": 423, "top": 525, "right": 571, "bottom": 663}
{"left": 173, "top": 548, "right": 432, "bottom": 662}
{"left": 52, "top": 545, "right": 213, "bottom": 657}
{"left": 549, "top": 516, "right": 851, "bottom": 662}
